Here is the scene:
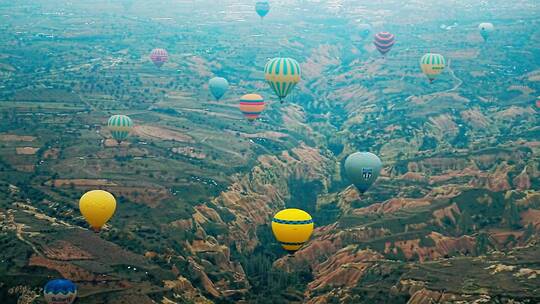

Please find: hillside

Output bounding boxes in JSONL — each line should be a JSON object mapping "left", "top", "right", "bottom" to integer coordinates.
{"left": 0, "top": 0, "right": 539, "bottom": 303}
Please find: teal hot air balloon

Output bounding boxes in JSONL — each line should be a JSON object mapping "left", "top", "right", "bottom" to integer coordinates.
{"left": 255, "top": 1, "right": 270, "bottom": 19}
{"left": 107, "top": 114, "right": 133, "bottom": 143}
{"left": 264, "top": 57, "right": 301, "bottom": 103}
{"left": 209, "top": 77, "right": 229, "bottom": 101}
{"left": 344, "top": 152, "right": 382, "bottom": 193}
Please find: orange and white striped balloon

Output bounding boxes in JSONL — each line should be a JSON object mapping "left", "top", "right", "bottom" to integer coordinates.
{"left": 239, "top": 94, "right": 265, "bottom": 121}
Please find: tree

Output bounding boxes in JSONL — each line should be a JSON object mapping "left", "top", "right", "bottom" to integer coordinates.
{"left": 458, "top": 210, "right": 474, "bottom": 235}
{"left": 475, "top": 232, "right": 490, "bottom": 255}
{"left": 523, "top": 223, "right": 535, "bottom": 241}
{"left": 502, "top": 201, "right": 521, "bottom": 229}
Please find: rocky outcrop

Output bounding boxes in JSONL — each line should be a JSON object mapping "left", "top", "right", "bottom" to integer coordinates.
{"left": 469, "top": 164, "right": 512, "bottom": 192}
{"left": 513, "top": 167, "right": 531, "bottom": 190}
{"left": 400, "top": 172, "right": 427, "bottom": 182}
{"left": 408, "top": 158, "right": 470, "bottom": 175}
{"left": 433, "top": 203, "right": 461, "bottom": 226}
{"left": 352, "top": 197, "right": 431, "bottom": 216}
{"left": 187, "top": 258, "right": 220, "bottom": 298}
{"left": 385, "top": 232, "right": 475, "bottom": 262}
{"left": 163, "top": 276, "right": 212, "bottom": 303}
{"left": 317, "top": 186, "right": 360, "bottom": 214}
{"left": 521, "top": 209, "right": 540, "bottom": 230}
{"left": 304, "top": 247, "right": 383, "bottom": 303}
{"left": 407, "top": 288, "right": 443, "bottom": 304}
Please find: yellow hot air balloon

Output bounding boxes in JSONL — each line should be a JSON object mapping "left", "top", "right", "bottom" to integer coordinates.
{"left": 79, "top": 190, "right": 116, "bottom": 232}
{"left": 271, "top": 208, "right": 314, "bottom": 254}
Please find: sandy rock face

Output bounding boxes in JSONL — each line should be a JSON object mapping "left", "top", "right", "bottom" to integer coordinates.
{"left": 352, "top": 197, "right": 432, "bottom": 216}
{"left": 163, "top": 276, "right": 212, "bottom": 304}
{"left": 385, "top": 232, "right": 476, "bottom": 262}
{"left": 513, "top": 167, "right": 531, "bottom": 190}
{"left": 303, "top": 247, "right": 384, "bottom": 302}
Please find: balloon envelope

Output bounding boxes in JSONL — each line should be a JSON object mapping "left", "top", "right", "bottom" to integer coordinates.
{"left": 344, "top": 152, "right": 382, "bottom": 193}
{"left": 79, "top": 190, "right": 117, "bottom": 231}
{"left": 271, "top": 208, "right": 314, "bottom": 254}
{"left": 108, "top": 115, "right": 133, "bottom": 142}
{"left": 255, "top": 1, "right": 270, "bottom": 18}
{"left": 150, "top": 48, "right": 168, "bottom": 67}
{"left": 239, "top": 94, "right": 265, "bottom": 121}
{"left": 44, "top": 279, "right": 77, "bottom": 304}
{"left": 478, "top": 22, "right": 494, "bottom": 41}
{"left": 420, "top": 53, "right": 446, "bottom": 82}
{"left": 264, "top": 57, "right": 301, "bottom": 102}
{"left": 209, "top": 77, "right": 229, "bottom": 100}
{"left": 373, "top": 32, "right": 395, "bottom": 55}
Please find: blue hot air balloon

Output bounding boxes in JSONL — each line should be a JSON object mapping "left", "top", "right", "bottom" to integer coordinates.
{"left": 209, "top": 77, "right": 229, "bottom": 101}
{"left": 344, "top": 152, "right": 382, "bottom": 193}
{"left": 44, "top": 279, "right": 77, "bottom": 304}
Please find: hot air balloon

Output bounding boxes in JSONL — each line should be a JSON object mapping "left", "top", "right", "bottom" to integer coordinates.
{"left": 358, "top": 23, "right": 372, "bottom": 39}
{"left": 264, "top": 57, "right": 301, "bottom": 103}
{"left": 373, "top": 32, "right": 395, "bottom": 56}
{"left": 149, "top": 48, "right": 168, "bottom": 67}
{"left": 536, "top": 97, "right": 540, "bottom": 109}
{"left": 209, "top": 77, "right": 229, "bottom": 101}
{"left": 79, "top": 190, "right": 116, "bottom": 232}
{"left": 107, "top": 114, "right": 133, "bottom": 143}
{"left": 239, "top": 94, "right": 265, "bottom": 121}
{"left": 478, "top": 22, "right": 494, "bottom": 41}
{"left": 271, "top": 208, "right": 314, "bottom": 254}
{"left": 255, "top": 1, "right": 270, "bottom": 18}
{"left": 344, "top": 152, "right": 382, "bottom": 193}
{"left": 420, "top": 53, "right": 446, "bottom": 83}
{"left": 44, "top": 279, "right": 77, "bottom": 304}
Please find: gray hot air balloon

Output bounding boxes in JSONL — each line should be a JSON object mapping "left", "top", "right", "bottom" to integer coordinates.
{"left": 478, "top": 22, "right": 494, "bottom": 41}
{"left": 344, "top": 152, "right": 382, "bottom": 193}
{"left": 209, "top": 77, "right": 229, "bottom": 101}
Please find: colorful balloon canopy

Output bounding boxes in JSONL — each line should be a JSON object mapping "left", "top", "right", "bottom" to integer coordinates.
{"left": 420, "top": 53, "right": 446, "bottom": 82}
{"left": 255, "top": 1, "right": 270, "bottom": 18}
{"left": 209, "top": 77, "right": 229, "bottom": 101}
{"left": 108, "top": 114, "right": 133, "bottom": 143}
{"left": 478, "top": 22, "right": 494, "bottom": 41}
{"left": 271, "top": 208, "right": 314, "bottom": 254}
{"left": 79, "top": 190, "right": 117, "bottom": 232}
{"left": 44, "top": 279, "right": 77, "bottom": 304}
{"left": 358, "top": 23, "right": 372, "bottom": 39}
{"left": 264, "top": 57, "right": 301, "bottom": 103}
{"left": 239, "top": 94, "right": 265, "bottom": 121}
{"left": 149, "top": 48, "right": 168, "bottom": 67}
{"left": 344, "top": 152, "right": 382, "bottom": 193}
{"left": 373, "top": 32, "right": 396, "bottom": 56}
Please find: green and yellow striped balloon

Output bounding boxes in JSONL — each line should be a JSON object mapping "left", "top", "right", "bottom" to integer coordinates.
{"left": 264, "top": 57, "right": 301, "bottom": 103}
{"left": 107, "top": 115, "right": 133, "bottom": 143}
{"left": 420, "top": 53, "right": 446, "bottom": 83}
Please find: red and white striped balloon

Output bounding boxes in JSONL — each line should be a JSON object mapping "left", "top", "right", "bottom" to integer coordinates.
{"left": 149, "top": 48, "right": 168, "bottom": 68}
